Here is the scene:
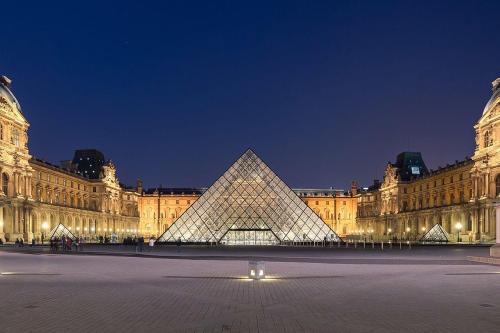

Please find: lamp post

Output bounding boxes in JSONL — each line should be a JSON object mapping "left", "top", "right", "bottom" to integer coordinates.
{"left": 406, "top": 227, "right": 411, "bottom": 241}
{"left": 455, "top": 222, "right": 463, "bottom": 243}
{"left": 41, "top": 222, "right": 49, "bottom": 245}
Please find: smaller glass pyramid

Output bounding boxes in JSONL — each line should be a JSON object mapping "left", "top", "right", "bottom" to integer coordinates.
{"left": 49, "top": 223, "right": 77, "bottom": 241}
{"left": 158, "top": 149, "right": 341, "bottom": 244}
{"left": 420, "top": 224, "right": 449, "bottom": 243}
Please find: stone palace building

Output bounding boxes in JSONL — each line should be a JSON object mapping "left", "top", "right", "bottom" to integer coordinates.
{"left": 0, "top": 74, "right": 497, "bottom": 245}
{"left": 357, "top": 78, "right": 499, "bottom": 243}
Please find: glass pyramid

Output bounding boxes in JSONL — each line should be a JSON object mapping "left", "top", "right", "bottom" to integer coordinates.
{"left": 49, "top": 223, "right": 77, "bottom": 241}
{"left": 420, "top": 223, "right": 449, "bottom": 243}
{"left": 157, "top": 149, "right": 341, "bottom": 245}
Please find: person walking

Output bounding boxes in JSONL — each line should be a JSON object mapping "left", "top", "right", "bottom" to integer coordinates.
{"left": 149, "top": 237, "right": 155, "bottom": 252}
{"left": 79, "top": 236, "right": 85, "bottom": 252}
{"left": 67, "top": 237, "right": 72, "bottom": 251}
{"left": 61, "top": 235, "right": 66, "bottom": 252}
{"left": 139, "top": 236, "right": 144, "bottom": 252}
{"left": 74, "top": 237, "right": 79, "bottom": 252}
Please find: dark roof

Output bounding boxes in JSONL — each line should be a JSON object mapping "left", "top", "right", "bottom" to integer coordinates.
{"left": 30, "top": 157, "right": 99, "bottom": 182}
{"left": 143, "top": 188, "right": 206, "bottom": 195}
{"left": 72, "top": 149, "right": 106, "bottom": 180}
{"left": 392, "top": 152, "right": 429, "bottom": 181}
{"left": 143, "top": 187, "right": 350, "bottom": 197}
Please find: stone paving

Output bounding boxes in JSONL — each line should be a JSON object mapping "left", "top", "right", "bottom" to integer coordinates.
{"left": 0, "top": 247, "right": 499, "bottom": 332}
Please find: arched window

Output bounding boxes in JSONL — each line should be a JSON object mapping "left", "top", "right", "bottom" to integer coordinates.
{"left": 496, "top": 174, "right": 500, "bottom": 197}
{"left": 2, "top": 173, "right": 8, "bottom": 195}
{"left": 11, "top": 127, "right": 19, "bottom": 147}
{"left": 484, "top": 131, "right": 490, "bottom": 148}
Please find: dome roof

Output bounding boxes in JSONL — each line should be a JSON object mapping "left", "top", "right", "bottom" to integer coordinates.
{"left": 482, "top": 78, "right": 500, "bottom": 116}
{"left": 0, "top": 76, "right": 27, "bottom": 124}
{"left": 0, "top": 76, "right": 22, "bottom": 112}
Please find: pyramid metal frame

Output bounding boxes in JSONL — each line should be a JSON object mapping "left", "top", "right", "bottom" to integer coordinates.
{"left": 157, "top": 149, "right": 341, "bottom": 245}
{"left": 49, "top": 223, "right": 77, "bottom": 241}
{"left": 419, "top": 223, "right": 449, "bottom": 243}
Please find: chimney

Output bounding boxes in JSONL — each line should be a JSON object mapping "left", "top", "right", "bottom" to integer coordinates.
{"left": 351, "top": 180, "right": 358, "bottom": 195}
{"left": 136, "top": 179, "right": 143, "bottom": 194}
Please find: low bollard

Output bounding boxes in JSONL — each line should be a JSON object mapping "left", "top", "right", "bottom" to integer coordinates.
{"left": 363, "top": 240, "right": 366, "bottom": 249}
{"left": 407, "top": 241, "right": 411, "bottom": 250}
{"left": 338, "top": 240, "right": 340, "bottom": 248}
{"left": 389, "top": 240, "right": 392, "bottom": 249}
{"left": 354, "top": 240, "right": 357, "bottom": 249}
{"left": 372, "top": 240, "right": 374, "bottom": 249}
{"left": 381, "top": 241, "right": 384, "bottom": 251}
{"left": 399, "top": 241, "right": 402, "bottom": 250}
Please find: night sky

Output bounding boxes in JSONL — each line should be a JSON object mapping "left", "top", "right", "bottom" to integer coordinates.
{"left": 2, "top": 1, "right": 499, "bottom": 190}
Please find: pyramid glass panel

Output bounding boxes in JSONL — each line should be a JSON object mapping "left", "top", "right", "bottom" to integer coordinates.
{"left": 49, "top": 223, "right": 77, "bottom": 241}
{"left": 420, "top": 224, "right": 449, "bottom": 243}
{"left": 157, "top": 149, "right": 341, "bottom": 244}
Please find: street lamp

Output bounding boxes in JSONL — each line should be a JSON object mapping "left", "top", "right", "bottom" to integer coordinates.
{"left": 455, "top": 222, "right": 463, "bottom": 243}
{"left": 421, "top": 227, "right": 426, "bottom": 233}
{"left": 41, "top": 222, "right": 49, "bottom": 245}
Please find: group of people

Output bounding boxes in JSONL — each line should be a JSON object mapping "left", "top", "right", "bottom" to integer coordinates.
{"left": 132, "top": 236, "right": 156, "bottom": 252}
{"left": 14, "top": 238, "right": 25, "bottom": 247}
{"left": 49, "top": 234, "right": 85, "bottom": 252}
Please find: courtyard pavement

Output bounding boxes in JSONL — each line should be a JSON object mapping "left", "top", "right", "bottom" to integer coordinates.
{"left": 0, "top": 246, "right": 499, "bottom": 332}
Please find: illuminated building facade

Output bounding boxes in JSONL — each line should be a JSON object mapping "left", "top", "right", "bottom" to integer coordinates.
{"left": 0, "top": 76, "right": 140, "bottom": 243}
{"left": 357, "top": 78, "right": 500, "bottom": 244}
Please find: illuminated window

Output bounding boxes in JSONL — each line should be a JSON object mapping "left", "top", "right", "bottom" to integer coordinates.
{"left": 11, "top": 127, "right": 19, "bottom": 146}
{"left": 2, "top": 173, "right": 8, "bottom": 195}
{"left": 496, "top": 175, "right": 500, "bottom": 197}
{"left": 484, "top": 131, "right": 490, "bottom": 148}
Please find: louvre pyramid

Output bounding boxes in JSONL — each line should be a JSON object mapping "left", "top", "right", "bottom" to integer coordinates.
{"left": 420, "top": 223, "right": 449, "bottom": 243}
{"left": 49, "top": 223, "right": 77, "bottom": 241}
{"left": 158, "top": 149, "right": 340, "bottom": 245}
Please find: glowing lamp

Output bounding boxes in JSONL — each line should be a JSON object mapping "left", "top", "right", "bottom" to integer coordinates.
{"left": 248, "top": 261, "right": 265, "bottom": 280}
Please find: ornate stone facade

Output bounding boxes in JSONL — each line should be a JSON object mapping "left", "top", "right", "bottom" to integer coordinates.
{"left": 0, "top": 77, "right": 140, "bottom": 243}
{"left": 357, "top": 78, "right": 500, "bottom": 244}
{"left": 138, "top": 186, "right": 357, "bottom": 238}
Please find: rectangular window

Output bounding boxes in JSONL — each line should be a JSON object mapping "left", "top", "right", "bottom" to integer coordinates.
{"left": 93, "top": 187, "right": 96, "bottom": 193}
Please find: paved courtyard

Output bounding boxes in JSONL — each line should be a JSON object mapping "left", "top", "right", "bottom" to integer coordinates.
{"left": 0, "top": 246, "right": 499, "bottom": 332}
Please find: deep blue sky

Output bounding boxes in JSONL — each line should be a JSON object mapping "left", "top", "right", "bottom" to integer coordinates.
{"left": 2, "top": 1, "right": 499, "bottom": 189}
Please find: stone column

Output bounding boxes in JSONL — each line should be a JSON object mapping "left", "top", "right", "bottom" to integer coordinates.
{"left": 490, "top": 203, "right": 500, "bottom": 257}
{"left": 0, "top": 203, "right": 4, "bottom": 242}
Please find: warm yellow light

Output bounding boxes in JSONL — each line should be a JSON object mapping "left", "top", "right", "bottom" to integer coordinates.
{"left": 406, "top": 227, "right": 411, "bottom": 232}
{"left": 76, "top": 227, "right": 80, "bottom": 231}
{"left": 422, "top": 227, "right": 426, "bottom": 232}
{"left": 455, "top": 223, "right": 463, "bottom": 231}
{"left": 388, "top": 228, "right": 392, "bottom": 233}
{"left": 42, "top": 222, "right": 49, "bottom": 230}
